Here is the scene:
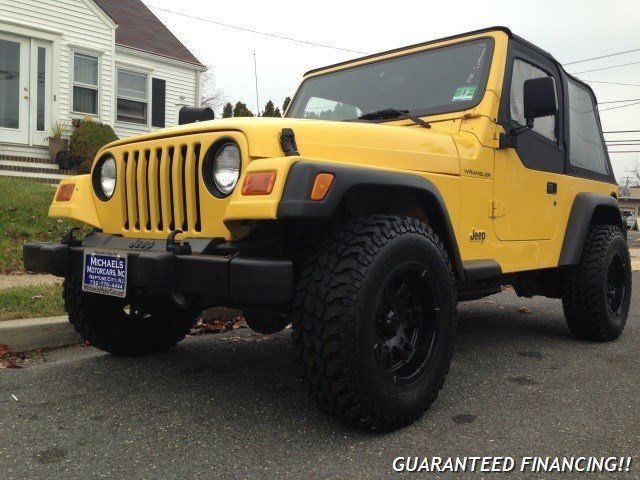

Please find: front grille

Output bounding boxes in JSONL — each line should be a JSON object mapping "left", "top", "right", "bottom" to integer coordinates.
{"left": 120, "top": 142, "right": 201, "bottom": 234}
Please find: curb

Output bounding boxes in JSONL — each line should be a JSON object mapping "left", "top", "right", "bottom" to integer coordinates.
{"left": 0, "top": 316, "right": 80, "bottom": 353}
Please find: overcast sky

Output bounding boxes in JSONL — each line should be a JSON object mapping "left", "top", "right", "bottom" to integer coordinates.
{"left": 143, "top": 0, "right": 640, "bottom": 181}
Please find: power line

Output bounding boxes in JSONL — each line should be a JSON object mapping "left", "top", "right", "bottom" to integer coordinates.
{"left": 145, "top": 4, "right": 367, "bottom": 54}
{"left": 607, "top": 150, "right": 640, "bottom": 153}
{"left": 599, "top": 101, "right": 640, "bottom": 112}
{"left": 572, "top": 60, "right": 640, "bottom": 75}
{"left": 606, "top": 143, "right": 640, "bottom": 146}
{"left": 604, "top": 130, "right": 640, "bottom": 133}
{"left": 564, "top": 48, "right": 640, "bottom": 65}
{"left": 583, "top": 80, "right": 640, "bottom": 87}
{"left": 599, "top": 98, "right": 640, "bottom": 104}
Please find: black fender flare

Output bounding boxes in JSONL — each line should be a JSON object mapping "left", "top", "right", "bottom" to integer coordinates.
{"left": 558, "top": 192, "right": 624, "bottom": 266}
{"left": 277, "top": 161, "right": 466, "bottom": 280}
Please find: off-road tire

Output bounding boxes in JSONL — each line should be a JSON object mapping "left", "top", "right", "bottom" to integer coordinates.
{"left": 562, "top": 224, "right": 632, "bottom": 341}
{"left": 63, "top": 276, "right": 198, "bottom": 356}
{"left": 292, "top": 215, "right": 457, "bottom": 431}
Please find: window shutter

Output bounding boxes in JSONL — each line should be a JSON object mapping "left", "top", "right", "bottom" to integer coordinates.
{"left": 152, "top": 78, "right": 166, "bottom": 128}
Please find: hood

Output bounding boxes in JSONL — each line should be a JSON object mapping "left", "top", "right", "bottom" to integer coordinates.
{"left": 105, "top": 117, "right": 461, "bottom": 176}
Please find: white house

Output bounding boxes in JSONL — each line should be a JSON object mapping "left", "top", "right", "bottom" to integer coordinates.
{"left": 0, "top": 0, "right": 206, "bottom": 183}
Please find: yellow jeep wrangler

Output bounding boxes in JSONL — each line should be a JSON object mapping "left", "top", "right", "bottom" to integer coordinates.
{"left": 24, "top": 27, "right": 631, "bottom": 431}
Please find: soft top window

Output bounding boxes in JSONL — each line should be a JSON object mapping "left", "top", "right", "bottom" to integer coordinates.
{"left": 567, "top": 79, "right": 609, "bottom": 175}
{"left": 287, "top": 38, "right": 493, "bottom": 121}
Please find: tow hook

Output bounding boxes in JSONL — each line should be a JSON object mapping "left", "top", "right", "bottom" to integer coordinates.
{"left": 166, "top": 230, "right": 192, "bottom": 255}
{"left": 61, "top": 227, "right": 83, "bottom": 246}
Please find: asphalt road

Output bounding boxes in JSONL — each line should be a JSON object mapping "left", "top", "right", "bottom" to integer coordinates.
{"left": 1, "top": 275, "right": 639, "bottom": 479}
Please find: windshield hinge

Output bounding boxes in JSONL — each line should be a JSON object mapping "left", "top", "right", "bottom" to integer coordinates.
{"left": 280, "top": 128, "right": 299, "bottom": 156}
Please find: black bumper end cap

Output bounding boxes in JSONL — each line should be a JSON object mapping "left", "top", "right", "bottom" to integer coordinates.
{"left": 23, "top": 243, "right": 69, "bottom": 276}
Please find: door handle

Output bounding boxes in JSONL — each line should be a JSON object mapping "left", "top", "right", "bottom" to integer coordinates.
{"left": 546, "top": 182, "right": 558, "bottom": 195}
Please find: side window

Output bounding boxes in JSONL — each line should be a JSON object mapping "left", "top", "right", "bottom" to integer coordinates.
{"left": 567, "top": 79, "right": 609, "bottom": 174}
{"left": 510, "top": 59, "right": 556, "bottom": 142}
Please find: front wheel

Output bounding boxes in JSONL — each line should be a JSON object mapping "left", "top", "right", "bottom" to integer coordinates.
{"left": 292, "top": 215, "right": 457, "bottom": 431}
{"left": 562, "top": 225, "right": 632, "bottom": 341}
{"left": 63, "top": 277, "right": 199, "bottom": 356}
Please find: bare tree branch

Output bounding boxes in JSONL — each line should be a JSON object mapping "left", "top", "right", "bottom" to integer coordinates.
{"left": 200, "top": 69, "right": 225, "bottom": 114}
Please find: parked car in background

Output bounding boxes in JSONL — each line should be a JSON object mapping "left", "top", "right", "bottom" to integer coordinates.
{"left": 624, "top": 210, "right": 639, "bottom": 230}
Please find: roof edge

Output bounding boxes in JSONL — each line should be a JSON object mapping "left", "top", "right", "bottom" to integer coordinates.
{"left": 115, "top": 44, "right": 207, "bottom": 70}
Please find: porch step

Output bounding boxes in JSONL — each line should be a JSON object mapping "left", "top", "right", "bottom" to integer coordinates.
{"left": 0, "top": 153, "right": 56, "bottom": 165}
{"left": 0, "top": 158, "right": 71, "bottom": 185}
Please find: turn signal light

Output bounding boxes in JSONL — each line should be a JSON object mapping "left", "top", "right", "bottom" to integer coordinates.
{"left": 56, "top": 183, "right": 75, "bottom": 202}
{"left": 310, "top": 173, "right": 334, "bottom": 201}
{"left": 242, "top": 172, "right": 277, "bottom": 195}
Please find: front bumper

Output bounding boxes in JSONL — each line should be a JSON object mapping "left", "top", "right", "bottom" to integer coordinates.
{"left": 23, "top": 234, "right": 293, "bottom": 305}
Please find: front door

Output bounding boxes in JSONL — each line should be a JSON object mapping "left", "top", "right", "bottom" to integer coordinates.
{"left": 0, "top": 33, "right": 53, "bottom": 146}
{"left": 0, "top": 33, "right": 30, "bottom": 144}
{"left": 493, "top": 44, "right": 565, "bottom": 241}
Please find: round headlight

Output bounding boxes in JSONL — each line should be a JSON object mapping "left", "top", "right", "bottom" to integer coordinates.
{"left": 96, "top": 156, "right": 116, "bottom": 200}
{"left": 212, "top": 143, "right": 241, "bottom": 195}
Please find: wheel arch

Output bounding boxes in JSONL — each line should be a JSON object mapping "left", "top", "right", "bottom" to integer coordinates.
{"left": 558, "top": 192, "right": 625, "bottom": 266}
{"left": 277, "top": 161, "right": 465, "bottom": 280}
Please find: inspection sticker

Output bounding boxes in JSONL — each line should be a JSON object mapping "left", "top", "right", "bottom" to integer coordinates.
{"left": 82, "top": 250, "right": 127, "bottom": 298}
{"left": 452, "top": 86, "right": 477, "bottom": 101}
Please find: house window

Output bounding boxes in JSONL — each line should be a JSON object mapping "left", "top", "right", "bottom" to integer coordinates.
{"left": 72, "top": 52, "right": 99, "bottom": 115}
{"left": 117, "top": 69, "right": 148, "bottom": 124}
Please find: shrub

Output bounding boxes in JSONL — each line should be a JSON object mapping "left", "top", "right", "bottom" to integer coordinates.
{"left": 70, "top": 120, "right": 118, "bottom": 173}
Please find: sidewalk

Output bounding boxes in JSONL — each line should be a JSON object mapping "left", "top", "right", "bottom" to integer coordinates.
{"left": 0, "top": 274, "right": 61, "bottom": 290}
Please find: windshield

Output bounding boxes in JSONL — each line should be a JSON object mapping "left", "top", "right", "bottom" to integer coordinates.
{"left": 287, "top": 38, "right": 493, "bottom": 122}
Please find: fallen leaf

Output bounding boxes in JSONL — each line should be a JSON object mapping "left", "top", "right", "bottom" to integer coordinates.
{"left": 518, "top": 307, "right": 532, "bottom": 314}
{"left": 3, "top": 357, "right": 21, "bottom": 369}
{"left": 0, "top": 344, "right": 10, "bottom": 357}
{"left": 31, "top": 295, "right": 44, "bottom": 300}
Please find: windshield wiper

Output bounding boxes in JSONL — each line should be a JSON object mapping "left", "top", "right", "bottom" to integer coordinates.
{"left": 358, "top": 108, "right": 430, "bottom": 128}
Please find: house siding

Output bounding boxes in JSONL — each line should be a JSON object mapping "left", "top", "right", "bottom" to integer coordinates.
{"left": 0, "top": 0, "right": 202, "bottom": 184}
{"left": 0, "top": 0, "right": 116, "bottom": 126}
{"left": 113, "top": 48, "right": 198, "bottom": 138}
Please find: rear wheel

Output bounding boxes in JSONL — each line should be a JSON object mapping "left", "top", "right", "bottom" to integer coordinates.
{"left": 63, "top": 276, "right": 199, "bottom": 356}
{"left": 562, "top": 224, "right": 632, "bottom": 341}
{"left": 292, "top": 215, "right": 457, "bottom": 431}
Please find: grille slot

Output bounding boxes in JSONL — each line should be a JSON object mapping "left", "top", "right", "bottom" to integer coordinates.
{"left": 121, "top": 143, "right": 201, "bottom": 234}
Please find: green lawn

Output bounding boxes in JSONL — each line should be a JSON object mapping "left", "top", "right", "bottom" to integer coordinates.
{"left": 0, "top": 284, "right": 65, "bottom": 321}
{"left": 0, "top": 177, "right": 88, "bottom": 273}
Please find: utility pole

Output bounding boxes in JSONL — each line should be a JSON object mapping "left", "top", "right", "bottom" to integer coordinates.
{"left": 253, "top": 51, "right": 260, "bottom": 116}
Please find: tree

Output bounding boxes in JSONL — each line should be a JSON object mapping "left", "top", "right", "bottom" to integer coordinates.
{"left": 200, "top": 69, "right": 225, "bottom": 113}
{"left": 629, "top": 162, "right": 640, "bottom": 186}
{"left": 222, "top": 102, "right": 233, "bottom": 118}
{"left": 233, "top": 102, "right": 254, "bottom": 117}
{"left": 262, "top": 100, "right": 276, "bottom": 117}
{"left": 282, "top": 96, "right": 291, "bottom": 113}
{"left": 274, "top": 107, "right": 282, "bottom": 117}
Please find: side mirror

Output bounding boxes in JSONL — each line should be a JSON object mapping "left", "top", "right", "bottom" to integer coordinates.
{"left": 523, "top": 76, "right": 557, "bottom": 123}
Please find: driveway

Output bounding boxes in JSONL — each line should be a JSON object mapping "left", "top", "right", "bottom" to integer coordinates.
{"left": 1, "top": 274, "right": 638, "bottom": 479}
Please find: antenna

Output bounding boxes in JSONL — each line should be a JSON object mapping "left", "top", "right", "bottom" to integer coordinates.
{"left": 253, "top": 52, "right": 260, "bottom": 116}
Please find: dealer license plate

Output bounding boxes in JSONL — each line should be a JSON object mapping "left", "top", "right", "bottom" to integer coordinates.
{"left": 82, "top": 250, "right": 128, "bottom": 298}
